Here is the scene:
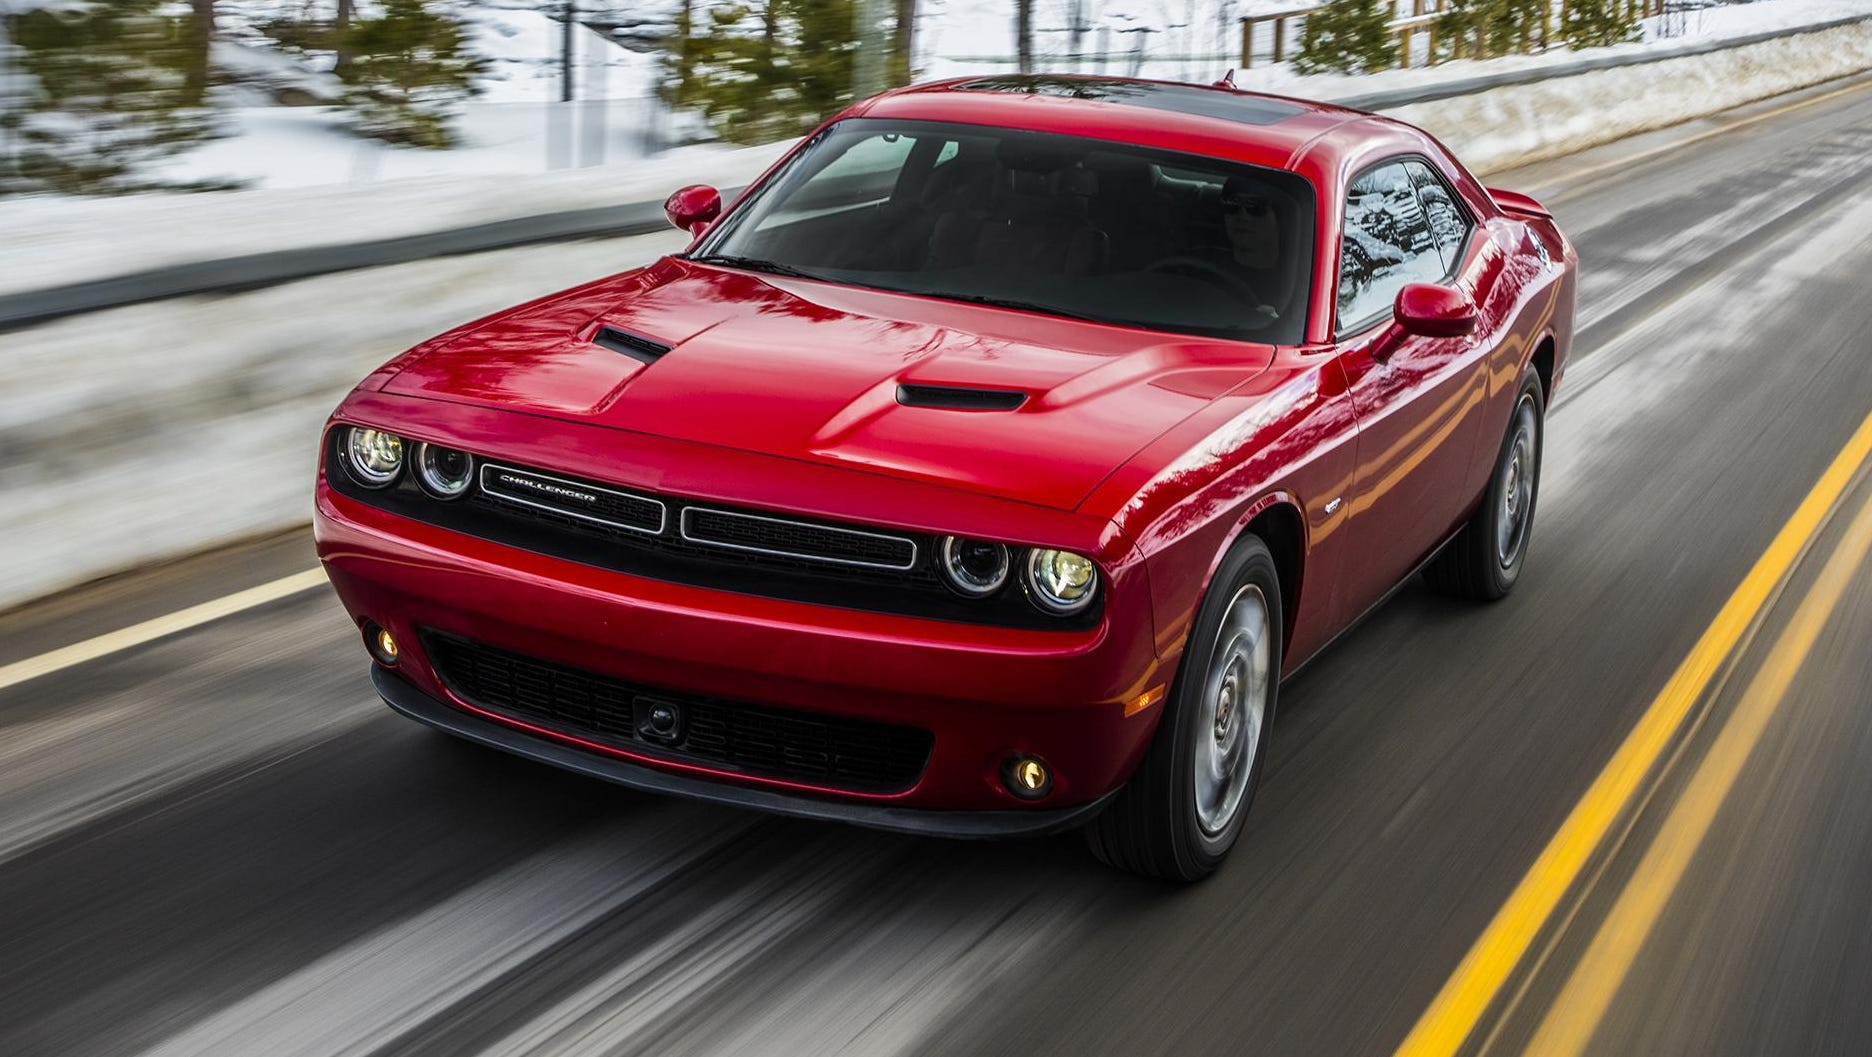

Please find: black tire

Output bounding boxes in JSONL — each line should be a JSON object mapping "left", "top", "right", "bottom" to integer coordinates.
{"left": 1085, "top": 535, "right": 1282, "bottom": 882}
{"left": 1424, "top": 366, "right": 1545, "bottom": 601}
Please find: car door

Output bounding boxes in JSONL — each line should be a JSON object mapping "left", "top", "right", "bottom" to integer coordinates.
{"left": 1332, "top": 157, "right": 1489, "bottom": 623}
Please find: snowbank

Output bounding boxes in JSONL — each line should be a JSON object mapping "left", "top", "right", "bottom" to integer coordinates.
{"left": 0, "top": 141, "right": 790, "bottom": 299}
{"left": 1396, "top": 16, "right": 1872, "bottom": 172}
{"left": 0, "top": 230, "right": 689, "bottom": 609}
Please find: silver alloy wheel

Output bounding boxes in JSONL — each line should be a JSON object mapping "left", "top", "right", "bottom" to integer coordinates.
{"left": 1496, "top": 396, "right": 1539, "bottom": 568}
{"left": 1193, "top": 583, "right": 1271, "bottom": 837}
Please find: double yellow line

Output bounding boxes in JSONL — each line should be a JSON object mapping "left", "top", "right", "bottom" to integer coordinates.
{"left": 1391, "top": 404, "right": 1872, "bottom": 1057}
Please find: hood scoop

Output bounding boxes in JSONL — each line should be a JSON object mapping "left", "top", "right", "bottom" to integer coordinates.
{"left": 894, "top": 383, "right": 1028, "bottom": 411}
{"left": 594, "top": 325, "right": 673, "bottom": 365}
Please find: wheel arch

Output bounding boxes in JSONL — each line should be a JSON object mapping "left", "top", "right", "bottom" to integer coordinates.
{"left": 1530, "top": 332, "right": 1557, "bottom": 401}
{"left": 1212, "top": 494, "right": 1307, "bottom": 661}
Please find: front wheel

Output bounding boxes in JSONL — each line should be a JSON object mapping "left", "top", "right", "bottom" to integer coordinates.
{"left": 1425, "top": 366, "right": 1545, "bottom": 600}
{"left": 1085, "top": 535, "right": 1282, "bottom": 881}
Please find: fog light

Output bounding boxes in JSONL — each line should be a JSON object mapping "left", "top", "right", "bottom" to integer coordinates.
{"left": 365, "top": 623, "right": 399, "bottom": 666}
{"left": 1003, "top": 754, "right": 1053, "bottom": 799}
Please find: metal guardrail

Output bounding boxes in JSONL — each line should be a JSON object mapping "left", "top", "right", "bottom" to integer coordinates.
{"left": 0, "top": 198, "right": 693, "bottom": 332}
{"left": 2, "top": 11, "right": 1867, "bottom": 333}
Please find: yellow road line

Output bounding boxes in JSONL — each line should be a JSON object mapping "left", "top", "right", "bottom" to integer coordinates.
{"left": 1389, "top": 404, "right": 1872, "bottom": 1057}
{"left": 0, "top": 569, "right": 330, "bottom": 694}
{"left": 1520, "top": 445, "right": 1872, "bottom": 1057}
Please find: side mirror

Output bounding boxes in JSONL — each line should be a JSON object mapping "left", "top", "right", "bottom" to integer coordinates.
{"left": 664, "top": 184, "right": 721, "bottom": 233}
{"left": 1393, "top": 282, "right": 1478, "bottom": 339}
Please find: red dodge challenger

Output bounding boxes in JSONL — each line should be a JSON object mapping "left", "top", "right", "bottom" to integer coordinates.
{"left": 315, "top": 76, "right": 1575, "bottom": 880}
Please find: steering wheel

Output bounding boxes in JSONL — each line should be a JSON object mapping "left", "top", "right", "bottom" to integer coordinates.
{"left": 1145, "top": 255, "right": 1267, "bottom": 308}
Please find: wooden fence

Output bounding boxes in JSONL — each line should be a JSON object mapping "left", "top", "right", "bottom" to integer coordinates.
{"left": 1240, "top": 0, "right": 1671, "bottom": 70}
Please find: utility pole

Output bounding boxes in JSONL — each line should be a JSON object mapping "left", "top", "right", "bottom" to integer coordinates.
{"left": 561, "top": 0, "right": 575, "bottom": 103}
{"left": 548, "top": 0, "right": 576, "bottom": 170}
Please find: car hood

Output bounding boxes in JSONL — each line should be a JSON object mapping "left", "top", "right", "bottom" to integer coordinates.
{"left": 382, "top": 258, "right": 1275, "bottom": 511}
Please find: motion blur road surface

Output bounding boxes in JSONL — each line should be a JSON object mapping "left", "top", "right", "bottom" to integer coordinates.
{"left": 5, "top": 73, "right": 1872, "bottom": 1057}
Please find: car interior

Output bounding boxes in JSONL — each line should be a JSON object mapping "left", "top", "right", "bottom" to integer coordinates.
{"left": 700, "top": 122, "right": 1318, "bottom": 345}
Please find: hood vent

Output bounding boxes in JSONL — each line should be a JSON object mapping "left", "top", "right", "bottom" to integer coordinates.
{"left": 594, "top": 325, "right": 673, "bottom": 365}
{"left": 895, "top": 384, "right": 1027, "bottom": 411}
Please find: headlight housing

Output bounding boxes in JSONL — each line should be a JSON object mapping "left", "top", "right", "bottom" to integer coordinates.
{"left": 938, "top": 536, "right": 1011, "bottom": 597}
{"left": 344, "top": 427, "right": 404, "bottom": 487}
{"left": 1024, "top": 548, "right": 1099, "bottom": 614}
{"left": 414, "top": 442, "right": 475, "bottom": 499}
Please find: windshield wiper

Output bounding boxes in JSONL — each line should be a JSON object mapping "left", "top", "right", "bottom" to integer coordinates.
{"left": 688, "top": 253, "right": 823, "bottom": 281}
{"left": 922, "top": 291, "right": 1108, "bottom": 325}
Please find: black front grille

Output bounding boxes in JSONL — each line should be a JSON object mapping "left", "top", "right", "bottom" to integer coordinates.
{"left": 425, "top": 633, "right": 934, "bottom": 793}
{"left": 325, "top": 431, "right": 1100, "bottom": 630}
{"left": 681, "top": 507, "right": 917, "bottom": 569}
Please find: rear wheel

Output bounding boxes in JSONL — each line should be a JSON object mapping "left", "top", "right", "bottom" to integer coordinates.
{"left": 1425, "top": 367, "right": 1545, "bottom": 601}
{"left": 1085, "top": 535, "right": 1281, "bottom": 881}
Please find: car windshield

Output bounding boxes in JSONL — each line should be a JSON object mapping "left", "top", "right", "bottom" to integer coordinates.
{"left": 693, "top": 118, "right": 1316, "bottom": 345}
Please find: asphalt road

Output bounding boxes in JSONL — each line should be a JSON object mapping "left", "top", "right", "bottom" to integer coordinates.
{"left": 5, "top": 73, "right": 1872, "bottom": 1057}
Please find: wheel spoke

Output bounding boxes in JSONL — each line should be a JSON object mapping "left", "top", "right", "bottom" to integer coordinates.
{"left": 1193, "top": 584, "right": 1270, "bottom": 837}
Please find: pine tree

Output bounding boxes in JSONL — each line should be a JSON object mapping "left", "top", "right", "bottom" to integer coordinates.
{"left": 1561, "top": 0, "right": 1640, "bottom": 49}
{"left": 1437, "top": 0, "right": 1550, "bottom": 60}
{"left": 338, "top": 0, "right": 485, "bottom": 148}
{"left": 1294, "top": 0, "right": 1398, "bottom": 75}
{"left": 3, "top": 0, "right": 226, "bottom": 195}
{"left": 661, "top": 0, "right": 860, "bottom": 144}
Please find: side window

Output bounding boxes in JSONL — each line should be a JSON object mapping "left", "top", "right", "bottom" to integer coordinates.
{"left": 1337, "top": 161, "right": 1445, "bottom": 331}
{"left": 1403, "top": 159, "right": 1469, "bottom": 273}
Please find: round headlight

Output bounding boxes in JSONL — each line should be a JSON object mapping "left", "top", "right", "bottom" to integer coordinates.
{"left": 344, "top": 427, "right": 403, "bottom": 487}
{"left": 939, "top": 536, "right": 1010, "bottom": 597}
{"left": 414, "top": 443, "right": 475, "bottom": 499}
{"left": 1025, "top": 548, "right": 1099, "bottom": 614}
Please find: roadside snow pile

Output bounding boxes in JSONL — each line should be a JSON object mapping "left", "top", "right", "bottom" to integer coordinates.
{"left": 1398, "top": 15, "right": 1872, "bottom": 171}
{"left": 0, "top": 231, "right": 688, "bottom": 608}
{"left": 0, "top": 139, "right": 790, "bottom": 299}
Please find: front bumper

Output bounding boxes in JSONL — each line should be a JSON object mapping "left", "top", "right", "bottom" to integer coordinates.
{"left": 374, "top": 667, "right": 1119, "bottom": 837}
{"left": 317, "top": 457, "right": 1171, "bottom": 817}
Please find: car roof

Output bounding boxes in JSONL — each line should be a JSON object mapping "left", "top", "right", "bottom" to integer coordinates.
{"left": 849, "top": 74, "right": 1378, "bottom": 174}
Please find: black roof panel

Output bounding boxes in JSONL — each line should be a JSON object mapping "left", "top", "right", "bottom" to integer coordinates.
{"left": 951, "top": 76, "right": 1306, "bottom": 127}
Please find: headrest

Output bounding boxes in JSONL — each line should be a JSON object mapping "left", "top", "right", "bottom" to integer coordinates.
{"left": 995, "top": 137, "right": 1086, "bottom": 174}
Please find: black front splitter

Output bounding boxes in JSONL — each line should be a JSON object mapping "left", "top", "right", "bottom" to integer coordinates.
{"left": 373, "top": 667, "right": 1115, "bottom": 840}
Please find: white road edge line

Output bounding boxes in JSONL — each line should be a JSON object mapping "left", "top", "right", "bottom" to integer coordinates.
{"left": 0, "top": 568, "right": 329, "bottom": 693}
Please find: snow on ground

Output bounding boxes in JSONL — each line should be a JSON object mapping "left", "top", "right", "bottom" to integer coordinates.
{"left": 1396, "top": 13, "right": 1872, "bottom": 170}
{"left": 0, "top": 230, "right": 689, "bottom": 609}
{"left": 0, "top": 138, "right": 790, "bottom": 298}
{"left": 465, "top": 2, "right": 660, "bottom": 104}
{"left": 147, "top": 97, "right": 681, "bottom": 190}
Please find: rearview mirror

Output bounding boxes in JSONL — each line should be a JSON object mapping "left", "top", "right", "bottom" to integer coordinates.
{"left": 664, "top": 184, "right": 722, "bottom": 234}
{"left": 1393, "top": 282, "right": 1478, "bottom": 339}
